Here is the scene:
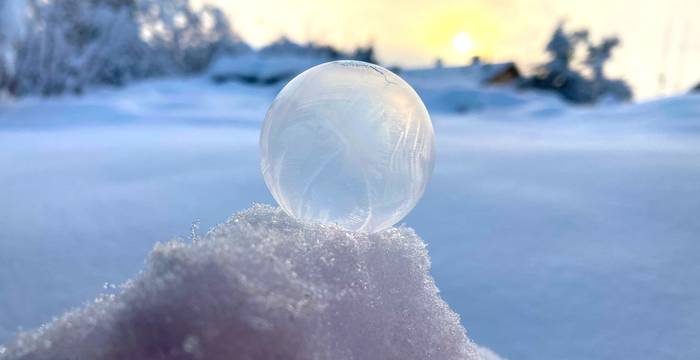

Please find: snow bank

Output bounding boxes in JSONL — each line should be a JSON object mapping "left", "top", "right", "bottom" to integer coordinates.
{"left": 0, "top": 205, "right": 478, "bottom": 360}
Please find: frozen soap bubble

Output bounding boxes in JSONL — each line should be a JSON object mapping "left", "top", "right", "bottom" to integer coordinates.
{"left": 260, "top": 60, "right": 435, "bottom": 233}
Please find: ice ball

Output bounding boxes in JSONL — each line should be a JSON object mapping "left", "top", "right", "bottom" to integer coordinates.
{"left": 260, "top": 60, "right": 434, "bottom": 232}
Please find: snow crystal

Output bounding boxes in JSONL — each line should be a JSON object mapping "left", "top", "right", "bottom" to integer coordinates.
{"left": 0, "top": 205, "right": 478, "bottom": 360}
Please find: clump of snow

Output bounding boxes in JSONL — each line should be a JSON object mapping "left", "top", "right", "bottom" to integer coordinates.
{"left": 0, "top": 204, "right": 478, "bottom": 360}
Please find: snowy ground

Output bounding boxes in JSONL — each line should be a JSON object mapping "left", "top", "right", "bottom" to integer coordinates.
{"left": 1, "top": 76, "right": 699, "bottom": 360}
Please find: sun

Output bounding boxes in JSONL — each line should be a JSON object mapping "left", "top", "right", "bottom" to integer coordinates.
{"left": 452, "top": 32, "right": 474, "bottom": 55}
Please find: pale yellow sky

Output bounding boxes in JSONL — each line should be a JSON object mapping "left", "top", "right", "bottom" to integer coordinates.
{"left": 196, "top": 0, "right": 700, "bottom": 100}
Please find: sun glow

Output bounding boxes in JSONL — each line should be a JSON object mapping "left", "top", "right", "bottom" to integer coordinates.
{"left": 452, "top": 32, "right": 473, "bottom": 54}
{"left": 413, "top": 4, "right": 503, "bottom": 65}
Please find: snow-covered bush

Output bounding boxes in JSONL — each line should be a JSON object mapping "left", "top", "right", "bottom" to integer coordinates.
{"left": 6, "top": 0, "right": 246, "bottom": 96}
{"left": 0, "top": 205, "right": 479, "bottom": 360}
{"left": 522, "top": 23, "right": 632, "bottom": 103}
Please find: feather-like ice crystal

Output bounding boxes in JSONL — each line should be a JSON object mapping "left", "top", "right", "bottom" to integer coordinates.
{"left": 260, "top": 61, "right": 435, "bottom": 232}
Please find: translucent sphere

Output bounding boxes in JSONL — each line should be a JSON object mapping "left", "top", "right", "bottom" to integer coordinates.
{"left": 260, "top": 61, "right": 435, "bottom": 232}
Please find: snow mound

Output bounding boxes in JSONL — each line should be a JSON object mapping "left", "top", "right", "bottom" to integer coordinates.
{"left": 0, "top": 205, "right": 478, "bottom": 360}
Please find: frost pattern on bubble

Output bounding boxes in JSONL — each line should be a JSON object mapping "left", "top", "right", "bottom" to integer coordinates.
{"left": 0, "top": 205, "right": 478, "bottom": 360}
{"left": 260, "top": 61, "right": 435, "bottom": 232}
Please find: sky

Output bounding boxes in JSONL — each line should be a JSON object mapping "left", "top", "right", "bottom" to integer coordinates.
{"left": 196, "top": 0, "right": 700, "bottom": 100}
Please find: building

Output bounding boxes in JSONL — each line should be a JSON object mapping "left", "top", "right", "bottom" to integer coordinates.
{"left": 478, "top": 61, "right": 521, "bottom": 85}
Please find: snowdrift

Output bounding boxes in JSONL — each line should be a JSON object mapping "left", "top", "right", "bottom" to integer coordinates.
{"left": 0, "top": 205, "right": 478, "bottom": 360}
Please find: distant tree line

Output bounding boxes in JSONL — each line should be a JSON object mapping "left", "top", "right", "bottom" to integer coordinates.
{"left": 522, "top": 22, "right": 633, "bottom": 103}
{"left": 1, "top": 4, "right": 648, "bottom": 102}
{"left": 259, "top": 37, "right": 376, "bottom": 64}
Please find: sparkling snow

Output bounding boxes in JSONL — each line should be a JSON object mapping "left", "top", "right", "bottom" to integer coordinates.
{"left": 0, "top": 205, "right": 478, "bottom": 359}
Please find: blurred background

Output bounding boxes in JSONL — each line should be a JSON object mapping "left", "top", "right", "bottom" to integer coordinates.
{"left": 198, "top": 0, "right": 700, "bottom": 99}
{"left": 1, "top": 1, "right": 699, "bottom": 360}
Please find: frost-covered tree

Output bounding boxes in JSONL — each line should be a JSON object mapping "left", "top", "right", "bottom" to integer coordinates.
{"left": 524, "top": 22, "right": 632, "bottom": 103}
{"left": 544, "top": 23, "right": 588, "bottom": 74}
{"left": 5, "top": 0, "right": 246, "bottom": 96}
{"left": 14, "top": 0, "right": 157, "bottom": 95}
{"left": 585, "top": 37, "right": 618, "bottom": 83}
{"left": 137, "top": 0, "right": 246, "bottom": 74}
{"left": 584, "top": 37, "right": 632, "bottom": 101}
{"left": 0, "top": 0, "right": 27, "bottom": 93}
